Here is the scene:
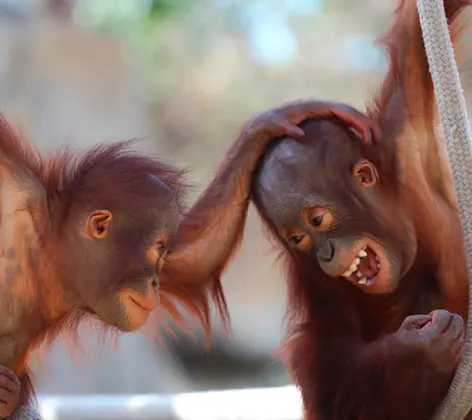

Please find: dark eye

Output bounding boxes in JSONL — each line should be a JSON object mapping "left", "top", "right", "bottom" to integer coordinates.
{"left": 290, "top": 234, "right": 305, "bottom": 246}
{"left": 311, "top": 215, "right": 323, "bottom": 227}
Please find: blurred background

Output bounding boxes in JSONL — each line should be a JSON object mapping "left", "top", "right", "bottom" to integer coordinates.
{"left": 0, "top": 0, "right": 396, "bottom": 414}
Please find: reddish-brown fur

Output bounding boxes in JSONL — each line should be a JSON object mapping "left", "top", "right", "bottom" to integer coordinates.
{"left": 0, "top": 117, "right": 199, "bottom": 413}
{"left": 0, "top": 118, "right": 224, "bottom": 419}
{"left": 0, "top": 99, "right": 375, "bottom": 418}
{"left": 233, "top": 0, "right": 472, "bottom": 419}
{"left": 0, "top": 117, "right": 203, "bottom": 336}
{"left": 157, "top": 99, "right": 378, "bottom": 329}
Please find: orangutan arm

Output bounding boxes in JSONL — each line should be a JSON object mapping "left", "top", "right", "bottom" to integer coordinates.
{"left": 366, "top": 0, "right": 472, "bottom": 319}
{"left": 294, "top": 311, "right": 463, "bottom": 420}
{"left": 162, "top": 100, "right": 379, "bottom": 287}
{"left": 368, "top": 0, "right": 471, "bottom": 205}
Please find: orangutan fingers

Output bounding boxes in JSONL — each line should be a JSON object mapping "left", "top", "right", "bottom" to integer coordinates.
{"left": 357, "top": 124, "right": 374, "bottom": 146}
{"left": 0, "top": 393, "right": 10, "bottom": 405}
{"left": 260, "top": 112, "right": 305, "bottom": 140}
{"left": 281, "top": 99, "right": 381, "bottom": 146}
{"left": 332, "top": 105, "right": 381, "bottom": 146}
{"left": 429, "top": 309, "right": 456, "bottom": 333}
{"left": 280, "top": 100, "right": 337, "bottom": 126}
{"left": 451, "top": 327, "right": 465, "bottom": 350}
{"left": 401, "top": 314, "right": 433, "bottom": 331}
{"left": 446, "top": 313, "right": 465, "bottom": 337}
{"left": 0, "top": 367, "right": 19, "bottom": 391}
{"left": 281, "top": 121, "right": 305, "bottom": 139}
{"left": 0, "top": 375, "right": 19, "bottom": 396}
{"left": 0, "top": 389, "right": 18, "bottom": 416}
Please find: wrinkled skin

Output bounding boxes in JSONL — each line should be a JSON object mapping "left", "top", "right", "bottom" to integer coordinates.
{"left": 0, "top": 365, "right": 20, "bottom": 418}
{"left": 394, "top": 310, "right": 464, "bottom": 374}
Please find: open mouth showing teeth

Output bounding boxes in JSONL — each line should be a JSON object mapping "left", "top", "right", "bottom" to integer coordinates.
{"left": 341, "top": 247, "right": 380, "bottom": 287}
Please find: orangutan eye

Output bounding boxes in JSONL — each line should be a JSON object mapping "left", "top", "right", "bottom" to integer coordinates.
{"left": 307, "top": 208, "right": 333, "bottom": 231}
{"left": 290, "top": 234, "right": 305, "bottom": 246}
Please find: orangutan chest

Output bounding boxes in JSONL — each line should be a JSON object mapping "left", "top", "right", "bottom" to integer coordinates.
{"left": 0, "top": 193, "right": 39, "bottom": 329}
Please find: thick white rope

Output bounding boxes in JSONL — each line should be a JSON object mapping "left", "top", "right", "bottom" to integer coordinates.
{"left": 416, "top": 0, "right": 472, "bottom": 418}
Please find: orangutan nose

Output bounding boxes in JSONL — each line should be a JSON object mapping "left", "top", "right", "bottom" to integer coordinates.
{"left": 316, "top": 240, "right": 335, "bottom": 262}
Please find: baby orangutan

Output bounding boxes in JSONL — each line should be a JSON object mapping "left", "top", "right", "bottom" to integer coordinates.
{"left": 0, "top": 134, "right": 181, "bottom": 418}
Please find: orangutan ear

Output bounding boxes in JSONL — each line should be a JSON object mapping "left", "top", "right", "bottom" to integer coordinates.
{"left": 85, "top": 210, "right": 113, "bottom": 239}
{"left": 352, "top": 159, "right": 378, "bottom": 188}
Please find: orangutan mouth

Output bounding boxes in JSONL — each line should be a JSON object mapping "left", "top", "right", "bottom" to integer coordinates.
{"left": 341, "top": 247, "right": 380, "bottom": 286}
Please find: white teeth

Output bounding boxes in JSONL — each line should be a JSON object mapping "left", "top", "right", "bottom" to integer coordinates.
{"left": 341, "top": 247, "right": 380, "bottom": 287}
{"left": 359, "top": 277, "right": 377, "bottom": 286}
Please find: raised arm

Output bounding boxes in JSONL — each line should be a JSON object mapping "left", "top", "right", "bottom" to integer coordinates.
{"left": 293, "top": 310, "right": 464, "bottom": 420}
{"left": 367, "top": 0, "right": 471, "bottom": 207}
{"left": 364, "top": 0, "right": 472, "bottom": 320}
{"left": 159, "top": 101, "right": 379, "bottom": 323}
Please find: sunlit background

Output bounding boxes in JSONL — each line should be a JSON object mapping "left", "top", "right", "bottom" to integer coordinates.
{"left": 0, "top": 0, "right": 397, "bottom": 417}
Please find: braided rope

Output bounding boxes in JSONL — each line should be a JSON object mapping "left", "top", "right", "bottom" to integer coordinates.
{"left": 416, "top": 0, "right": 472, "bottom": 418}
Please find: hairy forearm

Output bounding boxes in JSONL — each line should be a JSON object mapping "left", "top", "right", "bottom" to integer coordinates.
{"left": 169, "top": 140, "right": 261, "bottom": 280}
{"left": 333, "top": 336, "right": 451, "bottom": 420}
{"left": 297, "top": 335, "right": 452, "bottom": 420}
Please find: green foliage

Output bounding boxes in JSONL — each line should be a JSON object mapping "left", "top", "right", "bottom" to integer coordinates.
{"left": 148, "top": 0, "right": 186, "bottom": 17}
{"left": 73, "top": 0, "right": 187, "bottom": 33}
